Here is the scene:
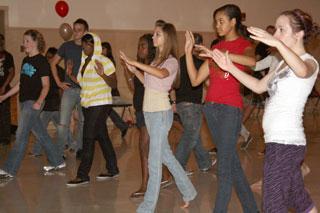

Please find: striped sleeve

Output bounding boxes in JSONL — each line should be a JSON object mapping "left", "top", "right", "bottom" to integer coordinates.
{"left": 102, "top": 57, "right": 115, "bottom": 76}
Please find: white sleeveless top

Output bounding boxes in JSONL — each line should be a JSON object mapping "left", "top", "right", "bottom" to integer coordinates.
{"left": 263, "top": 53, "right": 319, "bottom": 146}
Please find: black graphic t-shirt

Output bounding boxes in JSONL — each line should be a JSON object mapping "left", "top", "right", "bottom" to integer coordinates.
{"left": 19, "top": 54, "right": 50, "bottom": 102}
{"left": 0, "top": 51, "right": 15, "bottom": 91}
{"left": 43, "top": 65, "right": 65, "bottom": 111}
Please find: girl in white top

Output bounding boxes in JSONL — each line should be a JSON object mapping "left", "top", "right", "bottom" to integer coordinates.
{"left": 201, "top": 9, "right": 319, "bottom": 213}
{"left": 120, "top": 22, "right": 196, "bottom": 213}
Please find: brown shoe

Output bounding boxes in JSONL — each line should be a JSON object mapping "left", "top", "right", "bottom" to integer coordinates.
{"left": 130, "top": 189, "right": 145, "bottom": 198}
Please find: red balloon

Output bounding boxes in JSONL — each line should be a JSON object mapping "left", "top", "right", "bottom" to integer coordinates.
{"left": 55, "top": 1, "right": 69, "bottom": 18}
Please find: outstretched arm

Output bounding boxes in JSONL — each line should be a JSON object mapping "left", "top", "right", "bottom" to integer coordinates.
{"left": 120, "top": 51, "right": 169, "bottom": 79}
{"left": 248, "top": 27, "right": 317, "bottom": 78}
{"left": 119, "top": 56, "right": 144, "bottom": 84}
{"left": 209, "top": 49, "right": 272, "bottom": 94}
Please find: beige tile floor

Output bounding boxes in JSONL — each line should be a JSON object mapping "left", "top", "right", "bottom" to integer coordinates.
{"left": 0, "top": 102, "right": 320, "bottom": 213}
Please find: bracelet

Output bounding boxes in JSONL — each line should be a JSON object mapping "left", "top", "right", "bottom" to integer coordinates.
{"left": 170, "top": 100, "right": 176, "bottom": 105}
{"left": 128, "top": 78, "right": 133, "bottom": 81}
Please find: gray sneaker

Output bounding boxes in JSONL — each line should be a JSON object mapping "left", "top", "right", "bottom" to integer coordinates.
{"left": 200, "top": 158, "right": 217, "bottom": 173}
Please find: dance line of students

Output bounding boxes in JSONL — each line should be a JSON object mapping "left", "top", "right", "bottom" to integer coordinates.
{"left": 0, "top": 3, "right": 319, "bottom": 212}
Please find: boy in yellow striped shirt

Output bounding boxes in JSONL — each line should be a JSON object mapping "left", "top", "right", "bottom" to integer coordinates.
{"left": 66, "top": 32, "right": 119, "bottom": 186}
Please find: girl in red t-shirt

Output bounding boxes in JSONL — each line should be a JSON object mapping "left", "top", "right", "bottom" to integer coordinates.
{"left": 185, "top": 4, "right": 258, "bottom": 212}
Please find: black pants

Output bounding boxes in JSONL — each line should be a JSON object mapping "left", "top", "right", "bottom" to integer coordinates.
{"left": 0, "top": 97, "right": 11, "bottom": 144}
{"left": 109, "top": 108, "right": 128, "bottom": 132}
{"left": 77, "top": 105, "right": 119, "bottom": 180}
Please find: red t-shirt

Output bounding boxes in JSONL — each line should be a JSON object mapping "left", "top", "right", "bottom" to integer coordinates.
{"left": 205, "top": 37, "right": 252, "bottom": 109}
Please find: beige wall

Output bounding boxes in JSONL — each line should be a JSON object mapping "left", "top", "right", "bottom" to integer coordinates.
{"left": 5, "top": 27, "right": 214, "bottom": 100}
{"left": 0, "top": 0, "right": 319, "bottom": 31}
{"left": 1, "top": 0, "right": 320, "bottom": 100}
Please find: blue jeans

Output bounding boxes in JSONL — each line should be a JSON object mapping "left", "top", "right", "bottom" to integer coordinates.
{"left": 2, "top": 101, "right": 63, "bottom": 176}
{"left": 137, "top": 109, "right": 197, "bottom": 213}
{"left": 56, "top": 88, "right": 83, "bottom": 157}
{"left": 32, "top": 111, "right": 73, "bottom": 155}
{"left": 175, "top": 102, "right": 211, "bottom": 170}
{"left": 203, "top": 103, "right": 257, "bottom": 213}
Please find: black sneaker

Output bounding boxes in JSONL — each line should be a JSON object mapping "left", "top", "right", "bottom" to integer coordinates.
{"left": 96, "top": 172, "right": 119, "bottom": 181}
{"left": 0, "top": 169, "right": 14, "bottom": 179}
{"left": 0, "top": 174, "right": 13, "bottom": 181}
{"left": 66, "top": 177, "right": 89, "bottom": 187}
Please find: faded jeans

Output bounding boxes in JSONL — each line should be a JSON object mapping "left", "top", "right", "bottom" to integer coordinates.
{"left": 32, "top": 111, "right": 73, "bottom": 155}
{"left": 56, "top": 88, "right": 83, "bottom": 157}
{"left": 175, "top": 102, "right": 211, "bottom": 170}
{"left": 203, "top": 103, "right": 258, "bottom": 213}
{"left": 2, "top": 100, "right": 63, "bottom": 176}
{"left": 137, "top": 109, "right": 197, "bottom": 213}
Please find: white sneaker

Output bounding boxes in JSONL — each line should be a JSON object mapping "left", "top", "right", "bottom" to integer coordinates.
{"left": 185, "top": 170, "right": 194, "bottom": 176}
{"left": 0, "top": 169, "right": 7, "bottom": 175}
{"left": 43, "top": 162, "right": 66, "bottom": 172}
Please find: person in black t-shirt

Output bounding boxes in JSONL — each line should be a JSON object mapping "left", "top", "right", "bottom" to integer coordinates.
{"left": 174, "top": 33, "right": 214, "bottom": 174}
{"left": 0, "top": 34, "right": 15, "bottom": 145}
{"left": 102, "top": 42, "right": 129, "bottom": 138}
{"left": 122, "top": 34, "right": 155, "bottom": 198}
{"left": 0, "top": 30, "right": 65, "bottom": 180}
{"left": 30, "top": 47, "right": 70, "bottom": 157}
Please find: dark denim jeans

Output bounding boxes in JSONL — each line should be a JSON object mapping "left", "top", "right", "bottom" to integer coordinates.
{"left": 0, "top": 96, "right": 11, "bottom": 144}
{"left": 203, "top": 103, "right": 258, "bottom": 213}
{"left": 77, "top": 105, "right": 119, "bottom": 180}
{"left": 2, "top": 100, "right": 63, "bottom": 176}
{"left": 175, "top": 102, "right": 211, "bottom": 170}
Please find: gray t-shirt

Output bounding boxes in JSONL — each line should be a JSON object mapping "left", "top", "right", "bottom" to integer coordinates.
{"left": 57, "top": 40, "right": 82, "bottom": 88}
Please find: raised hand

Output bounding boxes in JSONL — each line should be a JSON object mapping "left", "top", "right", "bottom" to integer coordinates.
{"left": 196, "top": 44, "right": 215, "bottom": 59}
{"left": 185, "top": 30, "right": 195, "bottom": 54}
{"left": 211, "top": 49, "right": 235, "bottom": 72}
{"left": 119, "top": 51, "right": 137, "bottom": 73}
{"left": 247, "top": 27, "right": 280, "bottom": 48}
{"left": 94, "top": 59, "right": 104, "bottom": 76}
{"left": 119, "top": 51, "right": 136, "bottom": 66}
